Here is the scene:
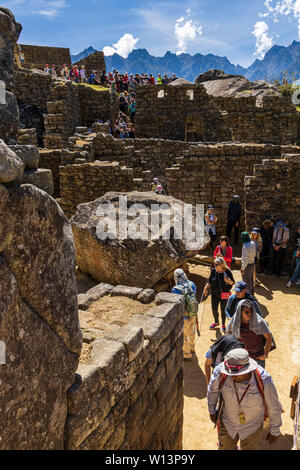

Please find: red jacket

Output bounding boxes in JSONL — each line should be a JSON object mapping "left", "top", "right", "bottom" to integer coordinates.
{"left": 214, "top": 245, "right": 233, "bottom": 269}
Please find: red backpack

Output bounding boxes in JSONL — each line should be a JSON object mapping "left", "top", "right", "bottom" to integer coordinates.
{"left": 219, "top": 368, "right": 268, "bottom": 420}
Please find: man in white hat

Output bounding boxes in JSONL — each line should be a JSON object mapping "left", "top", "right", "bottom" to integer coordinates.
{"left": 207, "top": 348, "right": 282, "bottom": 450}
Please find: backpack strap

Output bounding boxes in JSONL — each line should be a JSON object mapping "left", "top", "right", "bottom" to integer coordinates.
{"left": 253, "top": 368, "right": 268, "bottom": 420}
{"left": 219, "top": 373, "right": 227, "bottom": 390}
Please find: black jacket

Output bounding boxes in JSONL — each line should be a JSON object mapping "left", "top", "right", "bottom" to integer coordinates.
{"left": 227, "top": 201, "right": 242, "bottom": 223}
{"left": 209, "top": 335, "right": 245, "bottom": 367}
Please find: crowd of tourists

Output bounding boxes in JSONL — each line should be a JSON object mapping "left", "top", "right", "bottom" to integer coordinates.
{"left": 167, "top": 191, "right": 299, "bottom": 450}
{"left": 43, "top": 64, "right": 177, "bottom": 90}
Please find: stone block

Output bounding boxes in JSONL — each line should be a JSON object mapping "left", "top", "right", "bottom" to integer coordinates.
{"left": 90, "top": 339, "right": 128, "bottom": 386}
{"left": 67, "top": 363, "right": 104, "bottom": 415}
{"left": 137, "top": 289, "right": 156, "bottom": 304}
{"left": 155, "top": 292, "right": 185, "bottom": 306}
{"left": 111, "top": 285, "right": 143, "bottom": 299}
{"left": 104, "top": 325, "right": 144, "bottom": 363}
{"left": 77, "top": 283, "right": 113, "bottom": 310}
{"left": 0, "top": 140, "right": 24, "bottom": 183}
{"left": 109, "top": 360, "right": 137, "bottom": 407}
{"left": 112, "top": 391, "right": 130, "bottom": 425}
{"left": 103, "top": 421, "right": 126, "bottom": 450}
{"left": 146, "top": 302, "right": 184, "bottom": 336}
{"left": 21, "top": 169, "right": 54, "bottom": 196}
{"left": 77, "top": 411, "right": 115, "bottom": 450}
{"left": 129, "top": 369, "right": 148, "bottom": 406}
{"left": 66, "top": 387, "right": 111, "bottom": 449}
{"left": 9, "top": 145, "right": 39, "bottom": 170}
{"left": 128, "top": 315, "right": 165, "bottom": 353}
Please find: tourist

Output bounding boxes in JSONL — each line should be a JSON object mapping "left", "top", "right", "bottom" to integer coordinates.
{"left": 149, "top": 74, "right": 155, "bottom": 85}
{"left": 225, "top": 281, "right": 263, "bottom": 319}
{"left": 172, "top": 73, "right": 178, "bottom": 81}
{"left": 241, "top": 231, "right": 256, "bottom": 295}
{"left": 205, "top": 205, "right": 218, "bottom": 249}
{"left": 100, "top": 70, "right": 107, "bottom": 86}
{"left": 251, "top": 228, "right": 263, "bottom": 286}
{"left": 155, "top": 184, "right": 166, "bottom": 195}
{"left": 74, "top": 65, "right": 80, "bottom": 83}
{"left": 203, "top": 257, "right": 235, "bottom": 333}
{"left": 157, "top": 74, "right": 163, "bottom": 85}
{"left": 226, "top": 195, "right": 242, "bottom": 245}
{"left": 226, "top": 299, "right": 272, "bottom": 368}
{"left": 271, "top": 220, "right": 289, "bottom": 277}
{"left": 119, "top": 93, "right": 127, "bottom": 114}
{"left": 172, "top": 268, "right": 198, "bottom": 360}
{"left": 80, "top": 66, "right": 87, "bottom": 83}
{"left": 207, "top": 348, "right": 282, "bottom": 450}
{"left": 204, "top": 335, "right": 245, "bottom": 386}
{"left": 151, "top": 177, "right": 160, "bottom": 192}
{"left": 286, "top": 223, "right": 300, "bottom": 287}
{"left": 259, "top": 219, "right": 274, "bottom": 274}
{"left": 44, "top": 64, "right": 50, "bottom": 74}
{"left": 214, "top": 236, "right": 233, "bottom": 269}
{"left": 128, "top": 98, "right": 136, "bottom": 123}
{"left": 51, "top": 65, "right": 57, "bottom": 77}
{"left": 128, "top": 124, "right": 135, "bottom": 139}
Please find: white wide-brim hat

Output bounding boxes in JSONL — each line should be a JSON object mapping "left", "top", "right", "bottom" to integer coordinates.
{"left": 220, "top": 348, "right": 258, "bottom": 376}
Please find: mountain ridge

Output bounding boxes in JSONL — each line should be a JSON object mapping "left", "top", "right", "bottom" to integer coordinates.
{"left": 71, "top": 41, "right": 300, "bottom": 82}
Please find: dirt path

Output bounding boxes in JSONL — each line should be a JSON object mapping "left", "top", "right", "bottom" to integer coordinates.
{"left": 182, "top": 265, "right": 300, "bottom": 450}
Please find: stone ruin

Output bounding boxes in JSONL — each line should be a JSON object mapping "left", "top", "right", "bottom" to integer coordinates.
{"left": 1, "top": 5, "right": 300, "bottom": 450}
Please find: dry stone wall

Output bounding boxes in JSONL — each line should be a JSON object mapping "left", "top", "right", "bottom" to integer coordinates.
{"left": 135, "top": 84, "right": 299, "bottom": 145}
{"left": 73, "top": 51, "right": 106, "bottom": 78}
{"left": 245, "top": 153, "right": 300, "bottom": 264}
{"left": 165, "top": 143, "right": 300, "bottom": 235}
{"left": 66, "top": 285, "right": 184, "bottom": 450}
{"left": 18, "top": 44, "right": 71, "bottom": 71}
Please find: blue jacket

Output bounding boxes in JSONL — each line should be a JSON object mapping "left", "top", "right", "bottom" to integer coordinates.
{"left": 225, "top": 292, "right": 262, "bottom": 319}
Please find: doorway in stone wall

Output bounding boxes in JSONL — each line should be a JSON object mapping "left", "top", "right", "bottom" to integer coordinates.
{"left": 185, "top": 116, "right": 204, "bottom": 142}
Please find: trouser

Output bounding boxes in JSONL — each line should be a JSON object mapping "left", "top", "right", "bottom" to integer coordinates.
{"left": 272, "top": 248, "right": 286, "bottom": 276}
{"left": 290, "top": 257, "right": 300, "bottom": 283}
{"left": 183, "top": 317, "right": 196, "bottom": 358}
{"left": 218, "top": 419, "right": 263, "bottom": 450}
{"left": 211, "top": 296, "right": 227, "bottom": 325}
{"left": 242, "top": 263, "right": 255, "bottom": 295}
{"left": 130, "top": 112, "right": 135, "bottom": 123}
{"left": 259, "top": 246, "right": 272, "bottom": 273}
{"left": 208, "top": 229, "right": 217, "bottom": 249}
{"left": 226, "top": 220, "right": 240, "bottom": 245}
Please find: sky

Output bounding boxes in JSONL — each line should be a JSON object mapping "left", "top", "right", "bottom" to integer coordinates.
{"left": 2, "top": 0, "right": 300, "bottom": 67}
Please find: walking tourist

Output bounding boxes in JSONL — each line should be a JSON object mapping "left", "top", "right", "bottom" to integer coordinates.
{"left": 205, "top": 205, "right": 218, "bottom": 249}
{"left": 207, "top": 348, "right": 282, "bottom": 450}
{"left": 203, "top": 257, "right": 235, "bottom": 332}
{"left": 241, "top": 231, "right": 256, "bottom": 295}
{"left": 250, "top": 228, "right": 263, "bottom": 286}
{"left": 172, "top": 269, "right": 198, "bottom": 360}
{"left": 214, "top": 236, "right": 233, "bottom": 269}
{"left": 204, "top": 335, "right": 245, "bottom": 386}
{"left": 226, "top": 195, "right": 242, "bottom": 245}
{"left": 271, "top": 220, "right": 289, "bottom": 277}
{"left": 286, "top": 223, "right": 300, "bottom": 287}
{"left": 225, "top": 281, "right": 263, "bottom": 319}
{"left": 80, "top": 66, "right": 87, "bottom": 83}
{"left": 128, "top": 98, "right": 136, "bottom": 123}
{"left": 226, "top": 299, "right": 272, "bottom": 368}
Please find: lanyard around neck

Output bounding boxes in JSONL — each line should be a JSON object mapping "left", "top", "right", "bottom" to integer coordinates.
{"left": 233, "top": 379, "right": 251, "bottom": 406}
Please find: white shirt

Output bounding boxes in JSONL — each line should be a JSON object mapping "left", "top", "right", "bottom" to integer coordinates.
{"left": 207, "top": 364, "right": 282, "bottom": 440}
{"left": 241, "top": 241, "right": 256, "bottom": 270}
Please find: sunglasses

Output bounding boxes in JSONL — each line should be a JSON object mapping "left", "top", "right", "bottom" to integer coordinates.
{"left": 224, "top": 361, "right": 248, "bottom": 373}
{"left": 242, "top": 310, "right": 252, "bottom": 315}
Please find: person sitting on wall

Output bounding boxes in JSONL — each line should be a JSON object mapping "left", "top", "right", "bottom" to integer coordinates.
{"left": 155, "top": 184, "right": 166, "bottom": 195}
{"left": 214, "top": 236, "right": 233, "bottom": 269}
{"left": 205, "top": 205, "right": 218, "bottom": 250}
{"left": 151, "top": 178, "right": 160, "bottom": 192}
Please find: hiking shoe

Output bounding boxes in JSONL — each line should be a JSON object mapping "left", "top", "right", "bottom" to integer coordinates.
{"left": 184, "top": 356, "right": 192, "bottom": 361}
{"left": 209, "top": 322, "right": 220, "bottom": 330}
{"left": 286, "top": 281, "right": 292, "bottom": 288}
{"left": 222, "top": 325, "right": 226, "bottom": 333}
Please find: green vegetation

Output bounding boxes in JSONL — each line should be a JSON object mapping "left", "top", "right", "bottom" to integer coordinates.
{"left": 74, "top": 82, "right": 109, "bottom": 92}
{"left": 273, "top": 72, "right": 300, "bottom": 98}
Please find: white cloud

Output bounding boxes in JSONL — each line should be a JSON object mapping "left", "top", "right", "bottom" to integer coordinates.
{"left": 260, "top": 0, "right": 300, "bottom": 37}
{"left": 175, "top": 10, "right": 203, "bottom": 55}
{"left": 1, "top": 0, "right": 68, "bottom": 18}
{"left": 252, "top": 21, "right": 274, "bottom": 59}
{"left": 103, "top": 34, "right": 139, "bottom": 58}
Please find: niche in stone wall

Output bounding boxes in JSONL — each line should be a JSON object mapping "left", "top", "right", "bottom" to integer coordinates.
{"left": 158, "top": 90, "right": 165, "bottom": 98}
{"left": 186, "top": 90, "right": 194, "bottom": 101}
{"left": 185, "top": 115, "right": 204, "bottom": 142}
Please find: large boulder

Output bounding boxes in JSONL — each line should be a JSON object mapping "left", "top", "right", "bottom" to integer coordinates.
{"left": 71, "top": 192, "right": 209, "bottom": 288}
{"left": 0, "top": 8, "right": 22, "bottom": 142}
{"left": 0, "top": 139, "right": 24, "bottom": 183}
{"left": 0, "top": 153, "right": 82, "bottom": 448}
{"left": 195, "top": 69, "right": 280, "bottom": 106}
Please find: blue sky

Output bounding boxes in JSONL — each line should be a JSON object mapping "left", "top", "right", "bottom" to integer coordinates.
{"left": 2, "top": 0, "right": 300, "bottom": 67}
